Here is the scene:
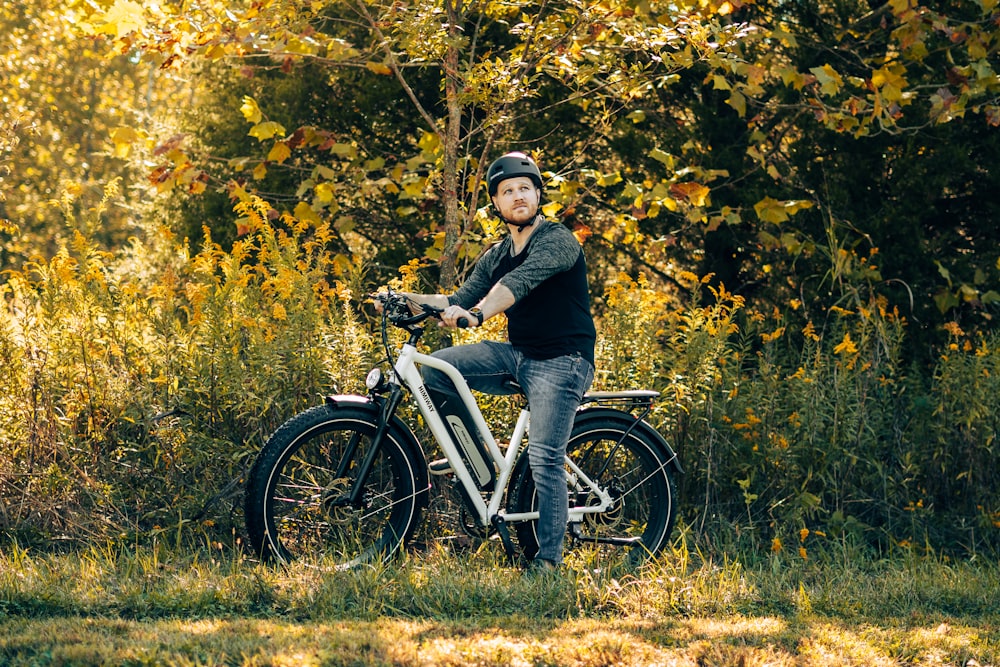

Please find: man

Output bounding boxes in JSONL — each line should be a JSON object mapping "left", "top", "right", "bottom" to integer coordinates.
{"left": 399, "top": 151, "right": 596, "bottom": 570}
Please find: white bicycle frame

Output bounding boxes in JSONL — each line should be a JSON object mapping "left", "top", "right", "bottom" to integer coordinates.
{"left": 390, "top": 340, "right": 616, "bottom": 529}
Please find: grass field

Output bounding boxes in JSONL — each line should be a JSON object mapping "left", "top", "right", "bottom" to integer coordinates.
{"left": 0, "top": 540, "right": 997, "bottom": 666}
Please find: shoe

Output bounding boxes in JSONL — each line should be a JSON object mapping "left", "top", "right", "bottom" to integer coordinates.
{"left": 428, "top": 458, "right": 454, "bottom": 475}
{"left": 525, "top": 558, "right": 560, "bottom": 575}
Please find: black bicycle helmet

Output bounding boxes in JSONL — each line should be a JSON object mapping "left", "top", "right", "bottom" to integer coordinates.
{"left": 486, "top": 152, "right": 543, "bottom": 197}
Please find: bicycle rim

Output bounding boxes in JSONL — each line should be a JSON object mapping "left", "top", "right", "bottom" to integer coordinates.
{"left": 248, "top": 406, "right": 421, "bottom": 567}
{"left": 513, "top": 420, "right": 676, "bottom": 562}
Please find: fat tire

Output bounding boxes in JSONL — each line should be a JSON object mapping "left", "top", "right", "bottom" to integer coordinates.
{"left": 511, "top": 414, "right": 678, "bottom": 562}
{"left": 244, "top": 403, "right": 424, "bottom": 566}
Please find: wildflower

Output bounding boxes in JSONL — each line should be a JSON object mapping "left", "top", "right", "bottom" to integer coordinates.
{"left": 799, "top": 528, "right": 810, "bottom": 542}
{"left": 943, "top": 321, "right": 964, "bottom": 337}
{"left": 799, "top": 546, "right": 808, "bottom": 560}
{"left": 677, "top": 270, "right": 699, "bottom": 287}
{"left": 771, "top": 537, "right": 783, "bottom": 553}
{"left": 834, "top": 333, "right": 858, "bottom": 356}
{"left": 802, "top": 322, "right": 820, "bottom": 342}
{"left": 761, "top": 327, "right": 785, "bottom": 343}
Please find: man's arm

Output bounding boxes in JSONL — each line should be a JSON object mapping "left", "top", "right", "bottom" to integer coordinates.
{"left": 498, "top": 223, "right": 581, "bottom": 301}
{"left": 398, "top": 292, "right": 450, "bottom": 311}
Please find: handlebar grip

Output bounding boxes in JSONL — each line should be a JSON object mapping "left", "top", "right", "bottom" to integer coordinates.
{"left": 456, "top": 316, "right": 469, "bottom": 329}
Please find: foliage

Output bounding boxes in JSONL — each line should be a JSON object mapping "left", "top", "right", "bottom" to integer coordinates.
{"left": 0, "top": 0, "right": 187, "bottom": 270}
{"left": 0, "top": 184, "right": 373, "bottom": 543}
{"left": 2, "top": 0, "right": 1000, "bottom": 560}
{"left": 599, "top": 273, "right": 999, "bottom": 555}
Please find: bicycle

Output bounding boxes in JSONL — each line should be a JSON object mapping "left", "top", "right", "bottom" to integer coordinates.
{"left": 244, "top": 290, "right": 682, "bottom": 568}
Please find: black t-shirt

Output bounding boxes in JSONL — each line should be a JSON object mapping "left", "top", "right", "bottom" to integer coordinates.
{"left": 491, "top": 241, "right": 596, "bottom": 366}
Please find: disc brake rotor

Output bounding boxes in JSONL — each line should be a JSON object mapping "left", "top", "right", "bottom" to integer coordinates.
{"left": 321, "top": 478, "right": 360, "bottom": 525}
{"left": 586, "top": 480, "right": 626, "bottom": 531}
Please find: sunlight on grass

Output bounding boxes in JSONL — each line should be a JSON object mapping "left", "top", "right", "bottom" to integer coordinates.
{"left": 0, "top": 543, "right": 997, "bottom": 665}
{"left": 3, "top": 615, "right": 995, "bottom": 666}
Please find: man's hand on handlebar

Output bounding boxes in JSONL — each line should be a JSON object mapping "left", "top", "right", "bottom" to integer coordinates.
{"left": 370, "top": 291, "right": 478, "bottom": 328}
{"left": 438, "top": 305, "right": 478, "bottom": 329}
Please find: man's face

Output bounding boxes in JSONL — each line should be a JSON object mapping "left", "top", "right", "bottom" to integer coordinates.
{"left": 491, "top": 176, "right": 540, "bottom": 225}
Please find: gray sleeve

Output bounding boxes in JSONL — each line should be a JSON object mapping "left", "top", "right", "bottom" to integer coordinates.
{"left": 498, "top": 223, "right": 581, "bottom": 302}
{"left": 447, "top": 242, "right": 505, "bottom": 308}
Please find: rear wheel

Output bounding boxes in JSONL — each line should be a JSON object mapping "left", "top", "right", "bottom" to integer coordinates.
{"left": 244, "top": 404, "right": 425, "bottom": 567}
{"left": 512, "top": 415, "right": 677, "bottom": 562}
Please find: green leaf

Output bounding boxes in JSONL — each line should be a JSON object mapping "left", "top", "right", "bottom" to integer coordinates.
{"left": 649, "top": 148, "right": 674, "bottom": 169}
{"left": 727, "top": 91, "right": 746, "bottom": 117}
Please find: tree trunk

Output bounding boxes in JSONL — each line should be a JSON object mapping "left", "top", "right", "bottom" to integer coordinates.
{"left": 438, "top": 2, "right": 464, "bottom": 291}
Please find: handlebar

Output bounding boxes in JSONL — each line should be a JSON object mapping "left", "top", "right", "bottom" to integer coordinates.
{"left": 372, "top": 291, "right": 471, "bottom": 330}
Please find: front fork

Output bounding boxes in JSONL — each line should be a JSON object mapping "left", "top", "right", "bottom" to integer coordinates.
{"left": 331, "top": 384, "right": 404, "bottom": 508}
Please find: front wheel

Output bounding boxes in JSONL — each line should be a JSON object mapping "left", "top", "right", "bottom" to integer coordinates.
{"left": 244, "top": 404, "right": 426, "bottom": 567}
{"left": 512, "top": 414, "right": 678, "bottom": 563}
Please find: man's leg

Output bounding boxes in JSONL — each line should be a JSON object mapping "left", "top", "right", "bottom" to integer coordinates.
{"left": 518, "top": 353, "right": 595, "bottom": 564}
{"left": 422, "top": 341, "right": 518, "bottom": 395}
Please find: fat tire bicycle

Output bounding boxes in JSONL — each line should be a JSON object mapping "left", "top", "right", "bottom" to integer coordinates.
{"left": 244, "top": 291, "right": 682, "bottom": 568}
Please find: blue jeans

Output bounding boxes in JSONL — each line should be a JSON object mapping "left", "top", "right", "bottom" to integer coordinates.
{"left": 423, "top": 341, "right": 595, "bottom": 564}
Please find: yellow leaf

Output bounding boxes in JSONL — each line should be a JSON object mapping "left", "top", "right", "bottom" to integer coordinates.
{"left": 418, "top": 131, "right": 440, "bottom": 154}
{"left": 97, "top": 0, "right": 147, "bottom": 38}
{"left": 268, "top": 141, "right": 291, "bottom": 163}
{"left": 109, "top": 126, "right": 138, "bottom": 158}
{"left": 754, "top": 197, "right": 788, "bottom": 223}
{"left": 330, "top": 143, "right": 357, "bottom": 158}
{"left": 810, "top": 64, "right": 844, "bottom": 96}
{"left": 366, "top": 61, "right": 393, "bottom": 75}
{"left": 754, "top": 197, "right": 813, "bottom": 224}
{"left": 240, "top": 97, "right": 263, "bottom": 124}
{"left": 294, "top": 201, "right": 322, "bottom": 224}
{"left": 252, "top": 162, "right": 268, "bottom": 180}
{"left": 248, "top": 121, "right": 286, "bottom": 141}
{"left": 205, "top": 44, "right": 227, "bottom": 60}
{"left": 596, "top": 171, "right": 622, "bottom": 187}
{"left": 872, "top": 64, "right": 908, "bottom": 102}
{"left": 670, "top": 182, "right": 711, "bottom": 207}
{"left": 541, "top": 201, "right": 562, "bottom": 218}
{"left": 315, "top": 182, "right": 335, "bottom": 203}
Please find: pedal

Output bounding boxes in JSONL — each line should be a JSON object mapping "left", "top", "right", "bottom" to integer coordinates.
{"left": 491, "top": 515, "right": 519, "bottom": 563}
{"left": 428, "top": 458, "right": 454, "bottom": 476}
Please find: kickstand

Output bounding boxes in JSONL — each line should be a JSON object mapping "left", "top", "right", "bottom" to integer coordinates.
{"left": 490, "top": 515, "right": 519, "bottom": 564}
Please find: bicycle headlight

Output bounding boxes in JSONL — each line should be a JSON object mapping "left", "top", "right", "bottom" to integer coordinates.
{"left": 365, "top": 368, "right": 384, "bottom": 391}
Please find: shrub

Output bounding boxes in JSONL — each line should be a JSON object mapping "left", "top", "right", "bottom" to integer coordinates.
{"left": 0, "top": 188, "right": 374, "bottom": 545}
